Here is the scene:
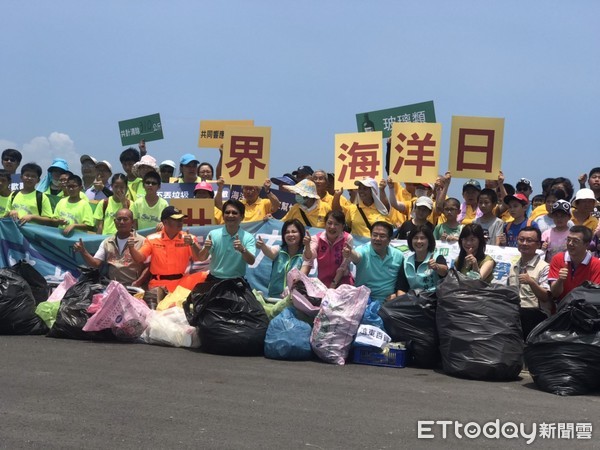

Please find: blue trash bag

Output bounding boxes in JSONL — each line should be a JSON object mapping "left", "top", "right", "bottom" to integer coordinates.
{"left": 360, "top": 299, "right": 385, "bottom": 330}
{"left": 264, "top": 307, "right": 313, "bottom": 360}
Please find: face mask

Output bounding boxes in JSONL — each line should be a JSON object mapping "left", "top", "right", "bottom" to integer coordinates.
{"left": 415, "top": 188, "right": 428, "bottom": 198}
{"left": 295, "top": 194, "right": 306, "bottom": 205}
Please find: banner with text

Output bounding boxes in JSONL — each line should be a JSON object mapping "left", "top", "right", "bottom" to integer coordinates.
{"left": 118, "top": 113, "right": 163, "bottom": 146}
{"left": 356, "top": 101, "right": 436, "bottom": 138}
{"left": 198, "top": 120, "right": 254, "bottom": 148}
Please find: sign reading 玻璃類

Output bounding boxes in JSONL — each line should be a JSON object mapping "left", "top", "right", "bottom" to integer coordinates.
{"left": 118, "top": 113, "right": 163, "bottom": 146}
{"left": 356, "top": 101, "right": 436, "bottom": 138}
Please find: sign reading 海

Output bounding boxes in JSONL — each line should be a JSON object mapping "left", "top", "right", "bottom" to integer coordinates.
{"left": 118, "top": 113, "right": 163, "bottom": 146}
{"left": 222, "top": 126, "right": 271, "bottom": 186}
{"left": 389, "top": 122, "right": 441, "bottom": 183}
{"left": 198, "top": 120, "right": 254, "bottom": 148}
{"left": 449, "top": 116, "right": 504, "bottom": 180}
{"left": 335, "top": 131, "right": 383, "bottom": 190}
{"left": 356, "top": 101, "right": 436, "bottom": 138}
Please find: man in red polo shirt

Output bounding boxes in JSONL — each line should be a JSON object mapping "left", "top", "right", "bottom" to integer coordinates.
{"left": 549, "top": 225, "right": 600, "bottom": 301}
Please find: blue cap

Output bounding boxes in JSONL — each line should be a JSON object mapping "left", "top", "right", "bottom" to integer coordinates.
{"left": 179, "top": 153, "right": 199, "bottom": 165}
{"left": 270, "top": 174, "right": 297, "bottom": 187}
{"left": 48, "top": 158, "right": 69, "bottom": 173}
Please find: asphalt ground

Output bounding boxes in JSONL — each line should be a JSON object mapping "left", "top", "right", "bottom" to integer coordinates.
{"left": 1, "top": 336, "right": 599, "bottom": 449}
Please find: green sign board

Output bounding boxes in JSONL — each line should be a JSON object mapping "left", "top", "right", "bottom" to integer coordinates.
{"left": 118, "top": 113, "right": 164, "bottom": 146}
{"left": 356, "top": 101, "right": 436, "bottom": 138}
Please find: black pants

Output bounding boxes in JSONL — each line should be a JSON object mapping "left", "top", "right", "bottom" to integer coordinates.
{"left": 520, "top": 308, "right": 547, "bottom": 342}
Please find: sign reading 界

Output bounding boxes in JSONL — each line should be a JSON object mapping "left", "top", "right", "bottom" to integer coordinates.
{"left": 222, "top": 126, "right": 271, "bottom": 186}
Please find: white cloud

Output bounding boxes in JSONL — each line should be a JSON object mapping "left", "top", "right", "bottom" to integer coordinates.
{"left": 0, "top": 139, "right": 18, "bottom": 151}
{"left": 17, "top": 132, "right": 82, "bottom": 174}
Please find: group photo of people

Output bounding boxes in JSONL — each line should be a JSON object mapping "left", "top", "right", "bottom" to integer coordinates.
{"left": 1, "top": 138, "right": 600, "bottom": 394}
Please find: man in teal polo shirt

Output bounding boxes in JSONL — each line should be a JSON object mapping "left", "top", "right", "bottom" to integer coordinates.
{"left": 198, "top": 199, "right": 256, "bottom": 290}
{"left": 344, "top": 221, "right": 404, "bottom": 302}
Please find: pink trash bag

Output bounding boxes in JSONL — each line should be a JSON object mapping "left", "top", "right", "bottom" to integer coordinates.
{"left": 83, "top": 281, "right": 150, "bottom": 340}
{"left": 286, "top": 268, "right": 328, "bottom": 317}
{"left": 47, "top": 272, "right": 77, "bottom": 302}
{"left": 310, "top": 284, "right": 370, "bottom": 365}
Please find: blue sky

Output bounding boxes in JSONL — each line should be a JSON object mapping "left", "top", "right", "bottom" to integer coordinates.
{"left": 1, "top": 0, "right": 598, "bottom": 198}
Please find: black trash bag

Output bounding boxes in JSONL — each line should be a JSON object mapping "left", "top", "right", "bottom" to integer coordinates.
{"left": 557, "top": 281, "right": 600, "bottom": 312}
{"left": 524, "top": 284, "right": 600, "bottom": 396}
{"left": 9, "top": 260, "right": 49, "bottom": 305}
{"left": 47, "top": 268, "right": 114, "bottom": 341}
{"left": 0, "top": 269, "right": 48, "bottom": 335}
{"left": 184, "top": 277, "right": 269, "bottom": 356}
{"left": 378, "top": 291, "right": 440, "bottom": 368}
{"left": 436, "top": 270, "right": 523, "bottom": 380}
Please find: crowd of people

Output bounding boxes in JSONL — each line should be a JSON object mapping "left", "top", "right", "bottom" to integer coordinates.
{"left": 2, "top": 144, "right": 600, "bottom": 340}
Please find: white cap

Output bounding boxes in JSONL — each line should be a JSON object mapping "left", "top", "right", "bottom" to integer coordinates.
{"left": 574, "top": 188, "right": 596, "bottom": 203}
{"left": 96, "top": 160, "right": 113, "bottom": 173}
{"left": 415, "top": 196, "right": 434, "bottom": 210}
{"left": 159, "top": 160, "right": 176, "bottom": 170}
{"left": 80, "top": 155, "right": 98, "bottom": 165}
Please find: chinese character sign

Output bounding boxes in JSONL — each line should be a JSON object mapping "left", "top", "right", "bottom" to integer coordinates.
{"left": 335, "top": 132, "right": 383, "bottom": 190}
{"left": 389, "top": 122, "right": 441, "bottom": 183}
{"left": 198, "top": 120, "right": 254, "bottom": 148}
{"left": 170, "top": 199, "right": 215, "bottom": 226}
{"left": 222, "top": 126, "right": 271, "bottom": 186}
{"left": 118, "top": 113, "right": 163, "bottom": 146}
{"left": 355, "top": 101, "right": 436, "bottom": 138}
{"left": 449, "top": 116, "right": 504, "bottom": 179}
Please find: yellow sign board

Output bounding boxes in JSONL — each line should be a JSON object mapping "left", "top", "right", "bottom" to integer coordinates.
{"left": 222, "top": 126, "right": 271, "bottom": 186}
{"left": 334, "top": 131, "right": 383, "bottom": 190}
{"left": 198, "top": 120, "right": 254, "bottom": 148}
{"left": 169, "top": 199, "right": 215, "bottom": 226}
{"left": 389, "top": 122, "right": 441, "bottom": 184}
{"left": 449, "top": 116, "right": 504, "bottom": 179}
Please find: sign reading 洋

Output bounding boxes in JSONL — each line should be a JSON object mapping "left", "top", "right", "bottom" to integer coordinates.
{"left": 198, "top": 120, "right": 254, "bottom": 148}
{"left": 222, "top": 126, "right": 271, "bottom": 186}
{"left": 334, "top": 131, "right": 383, "bottom": 190}
{"left": 389, "top": 122, "right": 441, "bottom": 184}
{"left": 356, "top": 101, "right": 436, "bottom": 138}
{"left": 449, "top": 116, "right": 504, "bottom": 180}
{"left": 118, "top": 113, "right": 163, "bottom": 146}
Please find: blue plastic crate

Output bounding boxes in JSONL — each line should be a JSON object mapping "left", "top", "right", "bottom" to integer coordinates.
{"left": 352, "top": 346, "right": 406, "bottom": 368}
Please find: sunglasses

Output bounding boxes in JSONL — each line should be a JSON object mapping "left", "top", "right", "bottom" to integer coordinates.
{"left": 144, "top": 181, "right": 159, "bottom": 186}
{"left": 3, "top": 157, "right": 16, "bottom": 163}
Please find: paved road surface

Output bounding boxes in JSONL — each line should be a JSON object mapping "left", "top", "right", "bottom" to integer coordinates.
{"left": 1, "top": 336, "right": 598, "bottom": 449}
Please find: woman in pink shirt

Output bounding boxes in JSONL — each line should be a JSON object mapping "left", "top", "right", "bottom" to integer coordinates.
{"left": 301, "top": 210, "right": 354, "bottom": 289}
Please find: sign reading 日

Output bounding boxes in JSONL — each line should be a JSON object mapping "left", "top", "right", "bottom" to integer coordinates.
{"left": 222, "top": 126, "right": 271, "bottom": 186}
{"left": 449, "top": 116, "right": 504, "bottom": 180}
{"left": 389, "top": 122, "right": 441, "bottom": 183}
{"left": 335, "top": 131, "right": 383, "bottom": 190}
{"left": 118, "top": 113, "right": 163, "bottom": 146}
